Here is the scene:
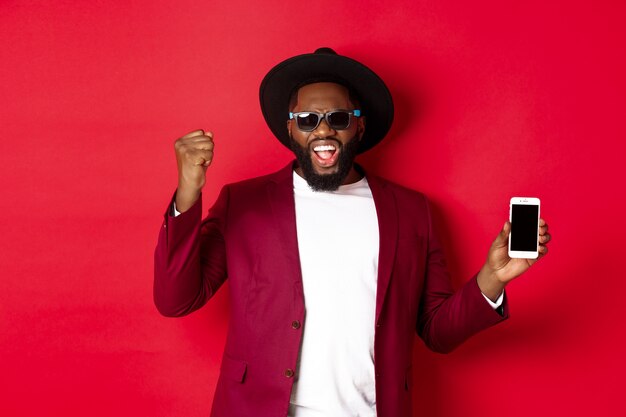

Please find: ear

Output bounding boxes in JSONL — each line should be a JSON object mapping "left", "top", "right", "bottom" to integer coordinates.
{"left": 357, "top": 116, "right": 366, "bottom": 140}
{"left": 287, "top": 119, "right": 292, "bottom": 136}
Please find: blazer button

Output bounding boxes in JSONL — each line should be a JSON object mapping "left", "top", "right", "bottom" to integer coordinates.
{"left": 291, "top": 320, "right": 301, "bottom": 329}
{"left": 284, "top": 368, "right": 294, "bottom": 378}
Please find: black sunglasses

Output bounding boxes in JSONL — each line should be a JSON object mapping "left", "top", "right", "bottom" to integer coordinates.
{"left": 289, "top": 110, "right": 361, "bottom": 132}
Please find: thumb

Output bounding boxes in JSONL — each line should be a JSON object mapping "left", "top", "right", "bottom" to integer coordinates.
{"left": 493, "top": 221, "right": 511, "bottom": 248}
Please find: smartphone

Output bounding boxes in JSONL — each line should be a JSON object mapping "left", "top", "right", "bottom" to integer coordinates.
{"left": 508, "top": 197, "right": 540, "bottom": 259}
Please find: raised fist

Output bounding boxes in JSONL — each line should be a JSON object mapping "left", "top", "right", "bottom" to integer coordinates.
{"left": 174, "top": 129, "right": 214, "bottom": 212}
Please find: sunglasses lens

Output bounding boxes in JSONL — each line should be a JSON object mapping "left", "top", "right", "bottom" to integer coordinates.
{"left": 295, "top": 113, "right": 320, "bottom": 131}
{"left": 327, "top": 112, "right": 351, "bottom": 129}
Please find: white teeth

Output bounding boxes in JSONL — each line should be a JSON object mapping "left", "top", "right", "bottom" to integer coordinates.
{"left": 313, "top": 145, "right": 336, "bottom": 151}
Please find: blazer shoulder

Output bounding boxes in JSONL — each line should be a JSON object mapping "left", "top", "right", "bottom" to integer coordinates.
{"left": 224, "top": 162, "right": 293, "bottom": 193}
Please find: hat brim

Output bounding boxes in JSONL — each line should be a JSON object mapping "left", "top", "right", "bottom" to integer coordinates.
{"left": 259, "top": 50, "right": 394, "bottom": 154}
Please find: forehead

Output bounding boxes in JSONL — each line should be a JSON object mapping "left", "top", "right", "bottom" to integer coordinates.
{"left": 295, "top": 82, "right": 352, "bottom": 109}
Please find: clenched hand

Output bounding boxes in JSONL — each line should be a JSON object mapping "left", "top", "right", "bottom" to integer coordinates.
{"left": 174, "top": 129, "right": 214, "bottom": 212}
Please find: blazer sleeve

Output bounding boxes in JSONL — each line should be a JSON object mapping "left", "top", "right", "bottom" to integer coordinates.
{"left": 416, "top": 196, "right": 509, "bottom": 353}
{"left": 153, "top": 186, "right": 230, "bottom": 317}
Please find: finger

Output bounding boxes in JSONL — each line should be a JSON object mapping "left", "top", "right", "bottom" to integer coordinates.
{"left": 493, "top": 221, "right": 511, "bottom": 248}
{"left": 194, "top": 156, "right": 212, "bottom": 167}
{"left": 197, "top": 141, "right": 214, "bottom": 151}
{"left": 192, "top": 150, "right": 213, "bottom": 166}
{"left": 186, "top": 136, "right": 215, "bottom": 150}
{"left": 539, "top": 218, "right": 546, "bottom": 227}
{"left": 186, "top": 133, "right": 214, "bottom": 141}
{"left": 538, "top": 244, "right": 548, "bottom": 257}
{"left": 539, "top": 233, "right": 551, "bottom": 244}
{"left": 175, "top": 139, "right": 214, "bottom": 157}
{"left": 181, "top": 129, "right": 207, "bottom": 139}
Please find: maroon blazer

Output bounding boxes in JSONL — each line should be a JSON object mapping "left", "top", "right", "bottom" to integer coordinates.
{"left": 154, "top": 162, "right": 508, "bottom": 417}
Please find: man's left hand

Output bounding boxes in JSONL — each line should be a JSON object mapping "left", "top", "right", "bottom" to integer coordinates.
{"left": 477, "top": 219, "right": 551, "bottom": 301}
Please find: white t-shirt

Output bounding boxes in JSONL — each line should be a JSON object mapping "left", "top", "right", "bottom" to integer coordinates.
{"left": 289, "top": 172, "right": 380, "bottom": 417}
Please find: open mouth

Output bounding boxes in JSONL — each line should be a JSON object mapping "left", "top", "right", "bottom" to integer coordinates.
{"left": 311, "top": 142, "right": 339, "bottom": 168}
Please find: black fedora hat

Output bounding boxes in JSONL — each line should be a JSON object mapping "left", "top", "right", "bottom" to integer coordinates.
{"left": 259, "top": 47, "right": 394, "bottom": 154}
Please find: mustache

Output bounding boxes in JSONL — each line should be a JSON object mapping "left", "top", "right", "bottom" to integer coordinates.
{"left": 308, "top": 137, "right": 340, "bottom": 144}
{"left": 288, "top": 133, "right": 340, "bottom": 142}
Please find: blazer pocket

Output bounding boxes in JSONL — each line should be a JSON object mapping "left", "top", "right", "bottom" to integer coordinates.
{"left": 220, "top": 355, "right": 248, "bottom": 383}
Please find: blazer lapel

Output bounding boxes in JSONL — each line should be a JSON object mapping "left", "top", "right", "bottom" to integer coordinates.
{"left": 367, "top": 174, "right": 399, "bottom": 324}
{"left": 266, "top": 162, "right": 304, "bottom": 286}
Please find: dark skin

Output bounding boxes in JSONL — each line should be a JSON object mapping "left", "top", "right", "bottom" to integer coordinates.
{"left": 287, "top": 82, "right": 365, "bottom": 185}
{"left": 173, "top": 81, "right": 552, "bottom": 300}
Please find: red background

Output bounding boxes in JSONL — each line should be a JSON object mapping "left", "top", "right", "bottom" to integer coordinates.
{"left": 1, "top": 1, "right": 625, "bottom": 416}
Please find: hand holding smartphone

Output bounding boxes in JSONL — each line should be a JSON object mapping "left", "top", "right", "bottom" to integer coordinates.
{"left": 508, "top": 197, "right": 541, "bottom": 259}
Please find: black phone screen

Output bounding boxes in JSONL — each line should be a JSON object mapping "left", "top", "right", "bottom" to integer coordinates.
{"left": 511, "top": 204, "right": 539, "bottom": 251}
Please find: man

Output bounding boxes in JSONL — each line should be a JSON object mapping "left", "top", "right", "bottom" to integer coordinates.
{"left": 154, "top": 48, "right": 551, "bottom": 417}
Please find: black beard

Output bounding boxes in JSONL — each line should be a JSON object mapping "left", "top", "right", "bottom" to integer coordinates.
{"left": 289, "top": 134, "right": 360, "bottom": 192}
